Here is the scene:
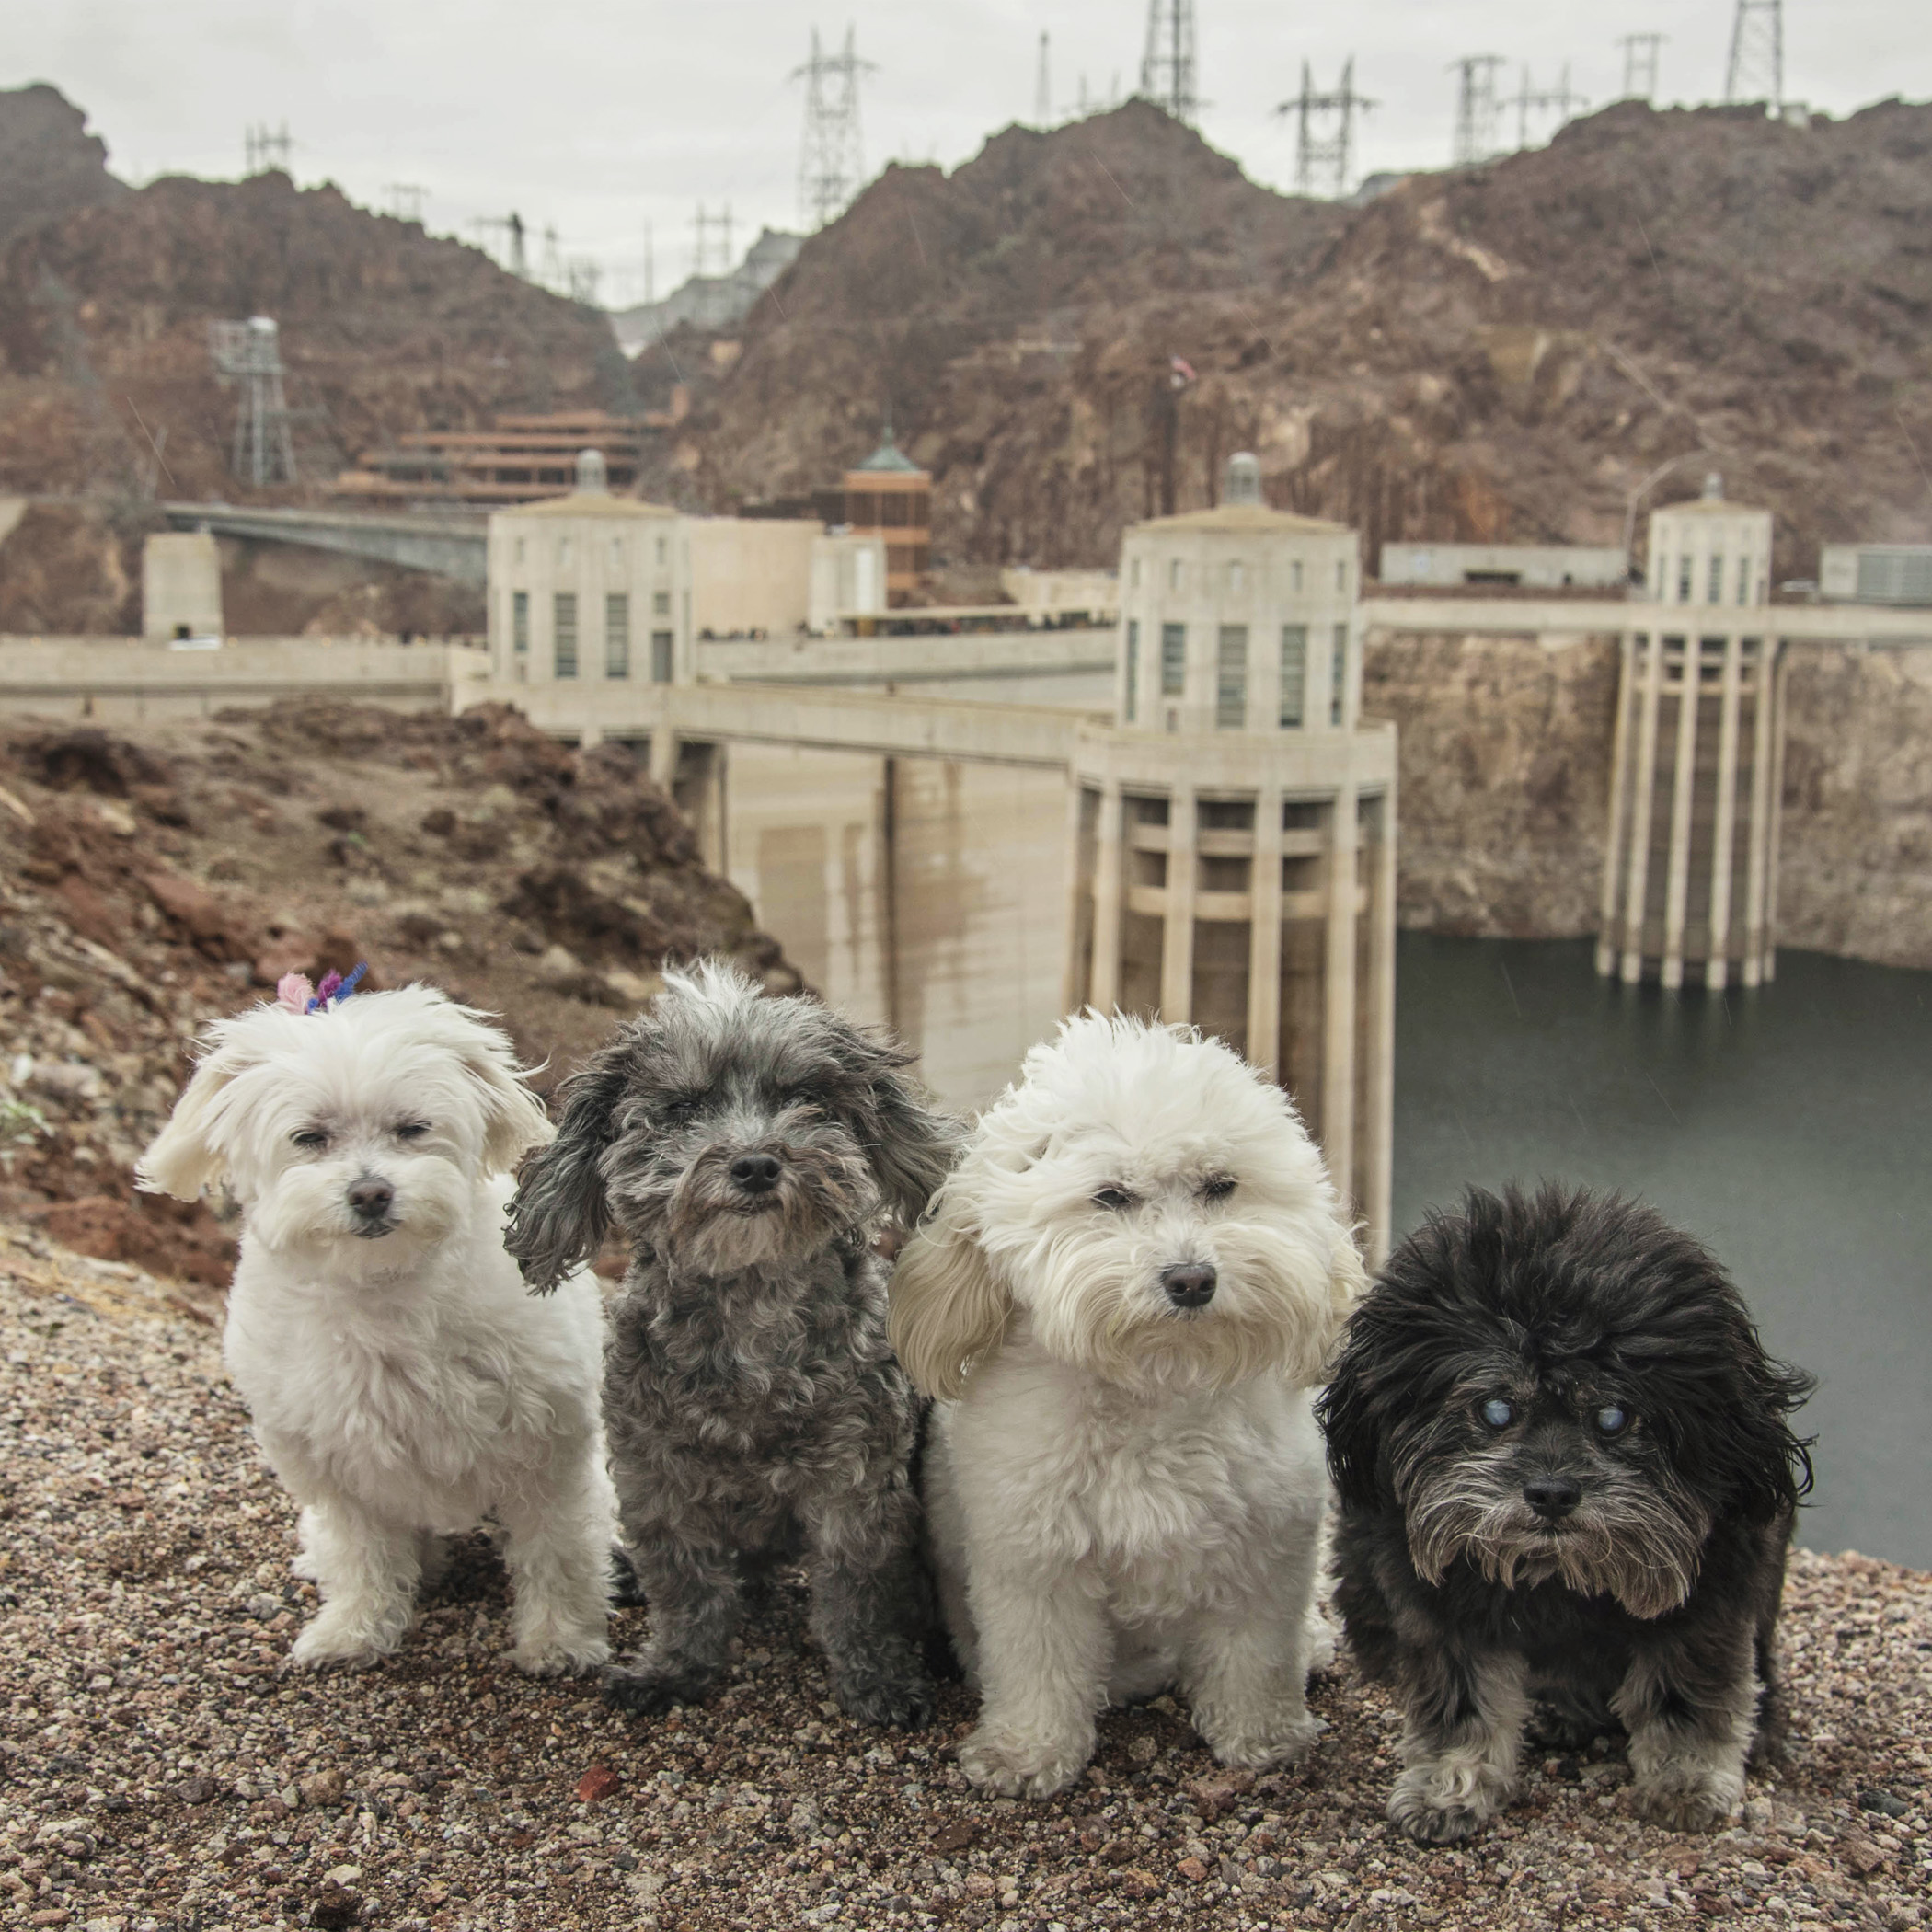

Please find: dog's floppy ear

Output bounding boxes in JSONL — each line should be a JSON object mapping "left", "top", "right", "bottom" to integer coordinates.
{"left": 1712, "top": 1324, "right": 1818, "bottom": 1524}
{"left": 887, "top": 1200, "right": 1012, "bottom": 1401}
{"left": 135, "top": 1021, "right": 259, "bottom": 1201}
{"left": 430, "top": 1001, "right": 555, "bottom": 1175}
{"left": 1314, "top": 1306, "right": 1386, "bottom": 1510}
{"left": 504, "top": 1036, "right": 633, "bottom": 1294}
{"left": 833, "top": 1018, "right": 962, "bottom": 1229}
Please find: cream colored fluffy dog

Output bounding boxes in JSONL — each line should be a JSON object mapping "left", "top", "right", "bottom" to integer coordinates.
{"left": 889, "top": 1012, "right": 1363, "bottom": 1798}
{"left": 138, "top": 983, "right": 615, "bottom": 1675}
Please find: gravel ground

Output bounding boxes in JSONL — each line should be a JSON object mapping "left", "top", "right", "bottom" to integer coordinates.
{"left": 2, "top": 1220, "right": 1928, "bottom": 1932}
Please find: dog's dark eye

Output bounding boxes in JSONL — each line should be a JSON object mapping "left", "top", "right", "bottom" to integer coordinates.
{"left": 1092, "top": 1186, "right": 1137, "bottom": 1213}
{"left": 782, "top": 1086, "right": 827, "bottom": 1113}
{"left": 1479, "top": 1397, "right": 1515, "bottom": 1430}
{"left": 291, "top": 1129, "right": 328, "bottom": 1150}
{"left": 661, "top": 1093, "right": 703, "bottom": 1122}
{"left": 1202, "top": 1176, "right": 1236, "bottom": 1202}
{"left": 394, "top": 1122, "right": 430, "bottom": 1141}
{"left": 1594, "top": 1403, "right": 1631, "bottom": 1438}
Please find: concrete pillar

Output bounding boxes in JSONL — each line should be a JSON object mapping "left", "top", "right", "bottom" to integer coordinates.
{"left": 1596, "top": 630, "right": 1638, "bottom": 978}
{"left": 648, "top": 728, "right": 679, "bottom": 788}
{"left": 1363, "top": 784, "right": 1397, "bottom": 1268}
{"left": 1660, "top": 635, "right": 1703, "bottom": 991}
{"left": 1060, "top": 780, "right": 1092, "bottom": 1016}
{"left": 1322, "top": 781, "right": 1359, "bottom": 1209}
{"left": 1707, "top": 632, "right": 1744, "bottom": 992}
{"left": 1246, "top": 787, "right": 1284, "bottom": 1079}
{"left": 1741, "top": 637, "right": 1776, "bottom": 989}
{"left": 1089, "top": 782, "right": 1125, "bottom": 1011}
{"left": 1620, "top": 630, "right": 1665, "bottom": 983}
{"left": 1763, "top": 643, "right": 1788, "bottom": 983}
{"left": 142, "top": 532, "right": 223, "bottom": 640}
{"left": 1159, "top": 786, "right": 1198, "bottom": 1022}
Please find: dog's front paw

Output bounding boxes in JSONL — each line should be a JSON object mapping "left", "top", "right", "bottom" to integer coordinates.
{"left": 1629, "top": 1765, "right": 1742, "bottom": 1833}
{"left": 603, "top": 1662, "right": 714, "bottom": 1715}
{"left": 834, "top": 1668, "right": 935, "bottom": 1731}
{"left": 1387, "top": 1765, "right": 1508, "bottom": 1844}
{"left": 290, "top": 1609, "right": 400, "bottom": 1671}
{"left": 1202, "top": 1705, "right": 1326, "bottom": 1771}
{"left": 957, "top": 1723, "right": 1091, "bottom": 1799}
{"left": 513, "top": 1634, "right": 610, "bottom": 1678}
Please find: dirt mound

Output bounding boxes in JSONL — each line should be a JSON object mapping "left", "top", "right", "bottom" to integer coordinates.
{"left": 0, "top": 700, "right": 801, "bottom": 1281}
{"left": 0, "top": 83, "right": 125, "bottom": 252}
{"left": 698, "top": 97, "right": 1932, "bottom": 580}
{"left": 0, "top": 160, "right": 625, "bottom": 502}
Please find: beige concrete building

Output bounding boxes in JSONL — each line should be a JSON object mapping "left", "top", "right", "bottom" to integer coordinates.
{"left": 486, "top": 452, "right": 690, "bottom": 689}
{"left": 142, "top": 532, "right": 224, "bottom": 639}
{"left": 1064, "top": 454, "right": 1397, "bottom": 1255}
{"left": 1599, "top": 478, "right": 1782, "bottom": 990}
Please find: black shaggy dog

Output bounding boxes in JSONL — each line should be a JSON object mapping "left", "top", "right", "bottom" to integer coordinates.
{"left": 1317, "top": 1184, "right": 1813, "bottom": 1842}
{"left": 507, "top": 961, "right": 959, "bottom": 1727}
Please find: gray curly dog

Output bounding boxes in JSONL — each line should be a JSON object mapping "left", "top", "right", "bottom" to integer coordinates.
{"left": 507, "top": 960, "right": 957, "bottom": 1727}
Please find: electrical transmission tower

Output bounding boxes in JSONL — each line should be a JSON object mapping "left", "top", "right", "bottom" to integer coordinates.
{"left": 384, "top": 182, "right": 428, "bottom": 223}
{"left": 1449, "top": 55, "right": 1508, "bottom": 167}
{"left": 1512, "top": 64, "right": 1588, "bottom": 150}
{"left": 1724, "top": 0, "right": 1783, "bottom": 109}
{"left": 1274, "top": 60, "right": 1375, "bottom": 199}
{"left": 1140, "top": 0, "right": 1200, "bottom": 126}
{"left": 792, "top": 27, "right": 877, "bottom": 232}
{"left": 1036, "top": 31, "right": 1052, "bottom": 125}
{"left": 470, "top": 214, "right": 527, "bottom": 277}
{"left": 209, "top": 317, "right": 296, "bottom": 488}
{"left": 1617, "top": 33, "right": 1666, "bottom": 102}
{"left": 691, "top": 203, "right": 736, "bottom": 277}
{"left": 243, "top": 122, "right": 292, "bottom": 176}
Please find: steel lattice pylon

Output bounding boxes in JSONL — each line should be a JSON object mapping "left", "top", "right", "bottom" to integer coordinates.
{"left": 1724, "top": 0, "right": 1783, "bottom": 109}
{"left": 1449, "top": 54, "right": 1508, "bottom": 167}
{"left": 208, "top": 316, "right": 296, "bottom": 489}
{"left": 792, "top": 26, "right": 877, "bottom": 233}
{"left": 1274, "top": 59, "right": 1374, "bottom": 200}
{"left": 1140, "top": 0, "right": 1199, "bottom": 126}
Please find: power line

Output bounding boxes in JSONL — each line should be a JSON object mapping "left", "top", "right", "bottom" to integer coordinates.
{"left": 1724, "top": 0, "right": 1783, "bottom": 110}
{"left": 1274, "top": 59, "right": 1375, "bottom": 200}
{"left": 792, "top": 26, "right": 878, "bottom": 232}
{"left": 1140, "top": 0, "right": 1200, "bottom": 126}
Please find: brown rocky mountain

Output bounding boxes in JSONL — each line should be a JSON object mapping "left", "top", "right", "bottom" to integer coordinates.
{"left": 0, "top": 84, "right": 125, "bottom": 251}
{"left": 0, "top": 158, "right": 625, "bottom": 504}
{"left": 698, "top": 96, "right": 1932, "bottom": 581}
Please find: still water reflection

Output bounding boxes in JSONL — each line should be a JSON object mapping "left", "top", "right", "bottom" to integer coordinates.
{"left": 721, "top": 739, "right": 1930, "bottom": 1569}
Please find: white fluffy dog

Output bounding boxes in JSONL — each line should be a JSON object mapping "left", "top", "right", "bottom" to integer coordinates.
{"left": 137, "top": 982, "right": 615, "bottom": 1675}
{"left": 888, "top": 1012, "right": 1364, "bottom": 1797}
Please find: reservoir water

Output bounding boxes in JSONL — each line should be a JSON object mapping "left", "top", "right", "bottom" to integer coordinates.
{"left": 717, "top": 712, "right": 1929, "bottom": 1571}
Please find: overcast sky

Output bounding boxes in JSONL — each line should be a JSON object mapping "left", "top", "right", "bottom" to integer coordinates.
{"left": 15, "top": 1, "right": 1925, "bottom": 307}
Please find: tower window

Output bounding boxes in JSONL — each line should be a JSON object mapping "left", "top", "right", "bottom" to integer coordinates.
{"left": 605, "top": 592, "right": 630, "bottom": 678}
{"left": 1160, "top": 622, "right": 1186, "bottom": 696}
{"left": 650, "top": 630, "right": 674, "bottom": 683}
{"left": 512, "top": 590, "right": 529, "bottom": 654}
{"left": 1677, "top": 556, "right": 1693, "bottom": 603}
{"left": 553, "top": 592, "right": 578, "bottom": 679}
{"left": 1330, "top": 623, "right": 1349, "bottom": 726}
{"left": 1215, "top": 626, "right": 1248, "bottom": 729}
{"left": 1737, "top": 556, "right": 1751, "bottom": 605}
{"left": 1280, "top": 626, "right": 1307, "bottom": 728}
{"left": 1708, "top": 554, "right": 1724, "bottom": 603}
{"left": 1124, "top": 619, "right": 1139, "bottom": 722}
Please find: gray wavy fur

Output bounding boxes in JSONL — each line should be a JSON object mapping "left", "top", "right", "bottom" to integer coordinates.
{"left": 506, "top": 960, "right": 959, "bottom": 1726}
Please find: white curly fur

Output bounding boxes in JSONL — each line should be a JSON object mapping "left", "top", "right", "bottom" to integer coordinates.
{"left": 138, "top": 985, "right": 615, "bottom": 1676}
{"left": 890, "top": 1011, "right": 1364, "bottom": 1796}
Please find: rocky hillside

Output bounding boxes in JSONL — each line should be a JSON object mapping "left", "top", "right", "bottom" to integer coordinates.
{"left": 0, "top": 84, "right": 125, "bottom": 251}
{"left": 0, "top": 155, "right": 626, "bottom": 502}
{"left": 699, "top": 96, "right": 1932, "bottom": 581}
{"left": 0, "top": 703, "right": 801, "bottom": 1280}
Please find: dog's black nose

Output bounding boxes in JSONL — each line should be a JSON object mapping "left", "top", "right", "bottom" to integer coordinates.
{"left": 1162, "top": 1262, "right": 1217, "bottom": 1308}
{"left": 347, "top": 1176, "right": 394, "bottom": 1221}
{"left": 730, "top": 1153, "right": 783, "bottom": 1195}
{"left": 1524, "top": 1476, "right": 1582, "bottom": 1520}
